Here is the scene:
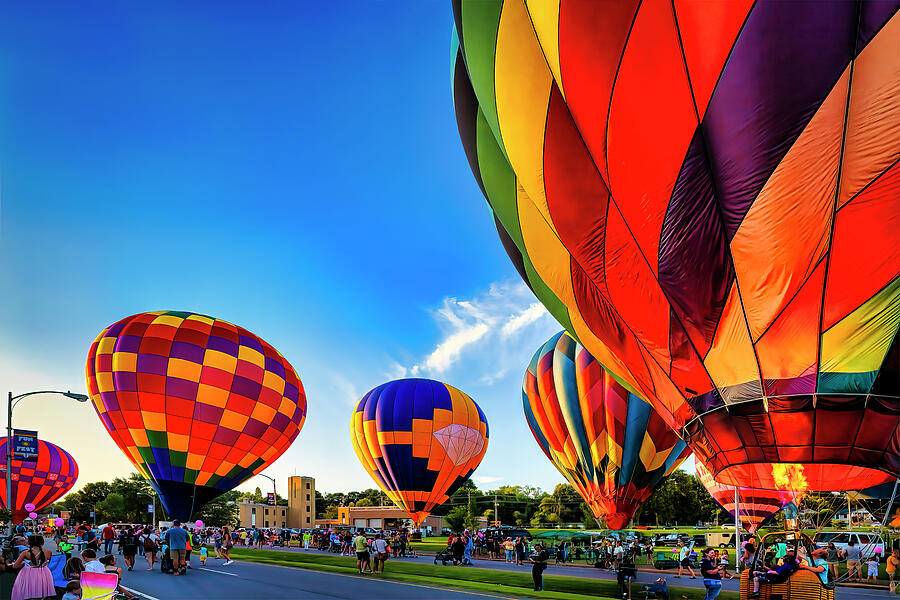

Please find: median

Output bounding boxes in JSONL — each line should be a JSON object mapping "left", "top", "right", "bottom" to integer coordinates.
{"left": 224, "top": 548, "right": 739, "bottom": 600}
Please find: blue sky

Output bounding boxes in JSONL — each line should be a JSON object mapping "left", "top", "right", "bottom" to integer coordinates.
{"left": 0, "top": 2, "right": 688, "bottom": 498}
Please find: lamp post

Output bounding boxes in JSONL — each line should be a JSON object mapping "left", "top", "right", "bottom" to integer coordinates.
{"left": 6, "top": 390, "right": 89, "bottom": 535}
{"left": 138, "top": 492, "right": 157, "bottom": 529}
{"left": 256, "top": 473, "right": 277, "bottom": 504}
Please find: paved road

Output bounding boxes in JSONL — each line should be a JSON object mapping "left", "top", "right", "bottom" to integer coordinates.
{"left": 119, "top": 553, "right": 522, "bottom": 600}
{"left": 228, "top": 545, "right": 890, "bottom": 600}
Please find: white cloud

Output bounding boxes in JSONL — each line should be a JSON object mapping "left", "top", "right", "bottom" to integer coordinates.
{"left": 401, "top": 279, "right": 560, "bottom": 384}
{"left": 472, "top": 475, "right": 502, "bottom": 485}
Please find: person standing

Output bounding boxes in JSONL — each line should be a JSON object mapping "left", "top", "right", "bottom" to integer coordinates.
{"left": 372, "top": 533, "right": 389, "bottom": 574}
{"left": 676, "top": 541, "right": 696, "bottom": 579}
{"left": 720, "top": 549, "right": 733, "bottom": 579}
{"left": 221, "top": 526, "right": 234, "bottom": 566}
{"left": 700, "top": 548, "right": 723, "bottom": 600}
{"left": 353, "top": 531, "right": 370, "bottom": 574}
{"left": 845, "top": 540, "right": 862, "bottom": 582}
{"left": 303, "top": 531, "right": 311, "bottom": 550}
{"left": 865, "top": 554, "right": 879, "bottom": 582}
{"left": 82, "top": 526, "right": 99, "bottom": 553}
{"left": 515, "top": 537, "right": 525, "bottom": 566}
{"left": 530, "top": 543, "right": 549, "bottom": 592}
{"left": 886, "top": 549, "right": 899, "bottom": 592}
{"left": 10, "top": 535, "right": 55, "bottom": 600}
{"left": 464, "top": 534, "right": 474, "bottom": 566}
{"left": 142, "top": 527, "right": 159, "bottom": 570}
{"left": 121, "top": 527, "right": 138, "bottom": 571}
{"left": 163, "top": 521, "right": 189, "bottom": 575}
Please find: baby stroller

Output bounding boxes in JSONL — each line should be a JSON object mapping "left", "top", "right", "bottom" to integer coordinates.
{"left": 433, "top": 548, "right": 455, "bottom": 565}
{"left": 641, "top": 578, "right": 669, "bottom": 600}
{"left": 159, "top": 544, "right": 175, "bottom": 574}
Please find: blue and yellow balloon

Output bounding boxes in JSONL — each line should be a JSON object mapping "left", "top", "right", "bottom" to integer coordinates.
{"left": 351, "top": 378, "right": 489, "bottom": 526}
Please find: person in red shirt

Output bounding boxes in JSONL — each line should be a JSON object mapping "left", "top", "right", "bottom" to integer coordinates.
{"left": 101, "top": 524, "right": 117, "bottom": 555}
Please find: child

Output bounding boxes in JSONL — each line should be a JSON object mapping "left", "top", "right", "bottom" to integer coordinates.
{"left": 866, "top": 554, "right": 879, "bottom": 582}
{"left": 62, "top": 580, "right": 81, "bottom": 600}
{"left": 59, "top": 536, "right": 73, "bottom": 560}
{"left": 200, "top": 544, "right": 208, "bottom": 566}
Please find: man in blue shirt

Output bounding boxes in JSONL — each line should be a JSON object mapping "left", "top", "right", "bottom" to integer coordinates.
{"left": 164, "top": 520, "right": 190, "bottom": 576}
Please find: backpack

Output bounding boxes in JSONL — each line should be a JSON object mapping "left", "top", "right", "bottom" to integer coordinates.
{"left": 143, "top": 535, "right": 158, "bottom": 552}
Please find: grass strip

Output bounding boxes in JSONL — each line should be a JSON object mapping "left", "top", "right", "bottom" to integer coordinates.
{"left": 226, "top": 548, "right": 738, "bottom": 600}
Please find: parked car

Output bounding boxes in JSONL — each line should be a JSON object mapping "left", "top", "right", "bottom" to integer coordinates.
{"left": 813, "top": 531, "right": 885, "bottom": 559}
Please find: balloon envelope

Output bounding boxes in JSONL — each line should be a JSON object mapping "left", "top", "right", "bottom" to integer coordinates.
{"left": 86, "top": 311, "right": 307, "bottom": 520}
{"left": 696, "top": 460, "right": 798, "bottom": 533}
{"left": 0, "top": 437, "right": 78, "bottom": 524}
{"left": 523, "top": 331, "right": 690, "bottom": 529}
{"left": 351, "top": 378, "right": 489, "bottom": 526}
{"left": 452, "top": 1, "right": 900, "bottom": 490}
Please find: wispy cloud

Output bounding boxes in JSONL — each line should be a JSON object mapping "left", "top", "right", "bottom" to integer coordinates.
{"left": 472, "top": 475, "right": 502, "bottom": 485}
{"left": 396, "top": 280, "right": 561, "bottom": 384}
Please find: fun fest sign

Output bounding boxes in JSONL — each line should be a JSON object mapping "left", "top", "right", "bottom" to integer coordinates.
{"left": 12, "top": 430, "right": 39, "bottom": 461}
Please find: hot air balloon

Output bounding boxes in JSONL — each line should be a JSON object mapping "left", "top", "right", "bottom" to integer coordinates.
{"left": 85, "top": 311, "right": 306, "bottom": 520}
{"left": 523, "top": 331, "right": 690, "bottom": 529}
{"left": 351, "top": 378, "right": 489, "bottom": 526}
{"left": 0, "top": 437, "right": 78, "bottom": 524}
{"left": 696, "top": 460, "right": 798, "bottom": 533}
{"left": 452, "top": 0, "right": 900, "bottom": 491}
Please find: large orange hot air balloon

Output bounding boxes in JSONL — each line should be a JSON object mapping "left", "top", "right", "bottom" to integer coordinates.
{"left": 351, "top": 378, "right": 489, "bottom": 526}
{"left": 452, "top": 0, "right": 900, "bottom": 491}
{"left": 523, "top": 331, "right": 690, "bottom": 529}
{"left": 86, "top": 311, "right": 306, "bottom": 520}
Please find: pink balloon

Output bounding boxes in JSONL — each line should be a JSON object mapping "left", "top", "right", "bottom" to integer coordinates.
{"left": 55, "top": 518, "right": 65, "bottom": 527}
{"left": 24, "top": 503, "right": 35, "bottom": 511}
{"left": 28, "top": 512, "right": 38, "bottom": 519}
{"left": 195, "top": 520, "right": 204, "bottom": 529}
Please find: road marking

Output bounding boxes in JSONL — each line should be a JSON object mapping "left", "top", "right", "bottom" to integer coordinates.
{"left": 200, "top": 567, "right": 241, "bottom": 577}
{"left": 120, "top": 585, "right": 162, "bottom": 600}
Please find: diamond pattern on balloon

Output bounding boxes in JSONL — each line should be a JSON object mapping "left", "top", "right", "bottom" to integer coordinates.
{"left": 433, "top": 424, "right": 485, "bottom": 466}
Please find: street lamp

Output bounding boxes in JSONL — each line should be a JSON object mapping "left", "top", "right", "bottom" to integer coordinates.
{"left": 255, "top": 473, "right": 277, "bottom": 504}
{"left": 137, "top": 492, "right": 158, "bottom": 529}
{"left": 6, "top": 390, "right": 89, "bottom": 535}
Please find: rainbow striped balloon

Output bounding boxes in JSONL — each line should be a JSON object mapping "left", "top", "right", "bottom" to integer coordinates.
{"left": 523, "top": 331, "right": 690, "bottom": 529}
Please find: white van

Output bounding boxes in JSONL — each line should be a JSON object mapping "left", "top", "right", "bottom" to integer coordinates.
{"left": 813, "top": 531, "right": 886, "bottom": 559}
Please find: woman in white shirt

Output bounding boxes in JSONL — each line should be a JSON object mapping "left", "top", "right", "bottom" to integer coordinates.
{"left": 372, "top": 534, "right": 390, "bottom": 574}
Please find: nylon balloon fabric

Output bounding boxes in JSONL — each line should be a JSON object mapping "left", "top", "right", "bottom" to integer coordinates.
{"left": 523, "top": 331, "right": 690, "bottom": 529}
{"left": 696, "top": 460, "right": 797, "bottom": 533}
{"left": 85, "top": 311, "right": 306, "bottom": 520}
{"left": 0, "top": 437, "right": 78, "bottom": 524}
{"left": 452, "top": 0, "right": 900, "bottom": 491}
{"left": 351, "top": 379, "right": 489, "bottom": 526}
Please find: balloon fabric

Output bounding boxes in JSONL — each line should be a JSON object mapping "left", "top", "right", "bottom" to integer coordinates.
{"left": 523, "top": 331, "right": 690, "bottom": 529}
{"left": 0, "top": 437, "right": 78, "bottom": 524}
{"left": 451, "top": 0, "right": 900, "bottom": 490}
{"left": 86, "top": 311, "right": 307, "bottom": 521}
{"left": 351, "top": 378, "right": 489, "bottom": 526}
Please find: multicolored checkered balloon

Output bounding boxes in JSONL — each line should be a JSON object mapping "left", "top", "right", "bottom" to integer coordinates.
{"left": 351, "top": 379, "right": 489, "bottom": 526}
{"left": 0, "top": 437, "right": 78, "bottom": 524}
{"left": 86, "top": 311, "right": 306, "bottom": 520}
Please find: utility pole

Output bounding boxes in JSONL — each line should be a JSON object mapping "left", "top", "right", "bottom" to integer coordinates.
{"left": 734, "top": 486, "right": 741, "bottom": 575}
{"left": 847, "top": 493, "right": 852, "bottom": 529}
{"left": 494, "top": 494, "right": 499, "bottom": 526}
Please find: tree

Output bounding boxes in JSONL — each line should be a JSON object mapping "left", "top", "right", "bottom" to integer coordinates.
{"left": 444, "top": 506, "right": 467, "bottom": 532}
{"left": 194, "top": 491, "right": 239, "bottom": 527}
{"left": 637, "top": 471, "right": 719, "bottom": 526}
{"left": 96, "top": 493, "right": 126, "bottom": 522}
{"left": 355, "top": 498, "right": 373, "bottom": 507}
{"left": 323, "top": 505, "right": 339, "bottom": 519}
